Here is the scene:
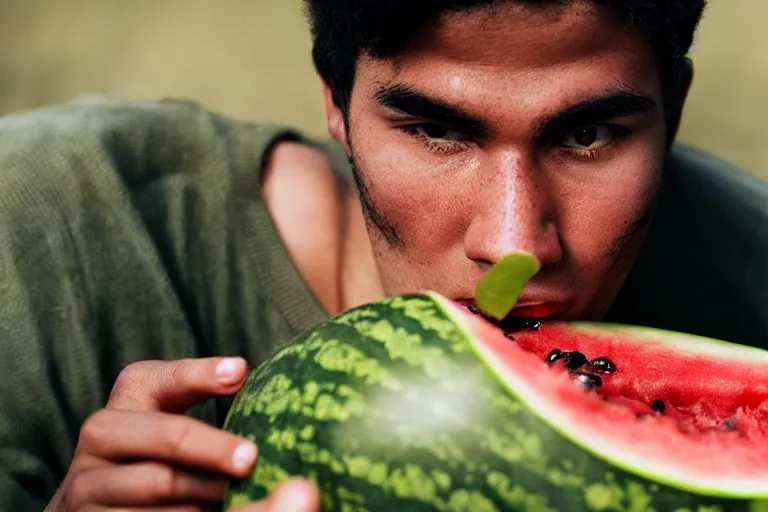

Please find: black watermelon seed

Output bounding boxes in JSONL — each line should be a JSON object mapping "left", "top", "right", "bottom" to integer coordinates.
{"left": 498, "top": 316, "right": 542, "bottom": 332}
{"left": 721, "top": 417, "right": 738, "bottom": 431}
{"left": 545, "top": 349, "right": 564, "bottom": 364}
{"left": 589, "top": 357, "right": 617, "bottom": 374}
{"left": 467, "top": 304, "right": 480, "bottom": 314}
{"left": 563, "top": 351, "right": 589, "bottom": 370}
{"left": 521, "top": 318, "right": 542, "bottom": 330}
{"left": 575, "top": 372, "right": 602, "bottom": 389}
{"left": 650, "top": 399, "right": 666, "bottom": 414}
{"left": 504, "top": 332, "right": 515, "bottom": 341}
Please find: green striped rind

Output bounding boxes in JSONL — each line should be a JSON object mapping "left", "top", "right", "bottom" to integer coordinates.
{"left": 223, "top": 294, "right": 760, "bottom": 512}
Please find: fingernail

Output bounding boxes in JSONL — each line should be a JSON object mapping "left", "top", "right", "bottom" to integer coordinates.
{"left": 232, "top": 441, "right": 257, "bottom": 472}
{"left": 215, "top": 358, "right": 243, "bottom": 383}
{"left": 272, "top": 481, "right": 311, "bottom": 511}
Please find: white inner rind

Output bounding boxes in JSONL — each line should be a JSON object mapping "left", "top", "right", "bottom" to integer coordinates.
{"left": 572, "top": 322, "right": 768, "bottom": 362}
{"left": 428, "top": 292, "right": 768, "bottom": 499}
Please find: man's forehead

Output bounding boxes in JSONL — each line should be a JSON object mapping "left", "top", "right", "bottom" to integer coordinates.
{"left": 429, "top": 1, "right": 596, "bottom": 44}
{"left": 404, "top": 1, "right": 624, "bottom": 67}
{"left": 355, "top": 1, "right": 660, "bottom": 126}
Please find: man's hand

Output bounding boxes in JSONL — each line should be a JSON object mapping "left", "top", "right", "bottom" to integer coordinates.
{"left": 45, "top": 357, "right": 320, "bottom": 512}
{"left": 228, "top": 478, "right": 320, "bottom": 512}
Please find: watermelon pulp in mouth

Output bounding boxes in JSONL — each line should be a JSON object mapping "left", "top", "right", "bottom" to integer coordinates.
{"left": 223, "top": 293, "right": 768, "bottom": 511}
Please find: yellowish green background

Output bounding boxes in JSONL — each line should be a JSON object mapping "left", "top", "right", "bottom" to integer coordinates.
{"left": 0, "top": 0, "right": 765, "bottom": 180}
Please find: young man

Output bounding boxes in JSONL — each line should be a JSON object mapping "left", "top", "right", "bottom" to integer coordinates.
{"left": 1, "top": 0, "right": 766, "bottom": 511}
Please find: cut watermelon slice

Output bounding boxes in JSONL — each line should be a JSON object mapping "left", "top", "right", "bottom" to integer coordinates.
{"left": 439, "top": 293, "right": 768, "bottom": 499}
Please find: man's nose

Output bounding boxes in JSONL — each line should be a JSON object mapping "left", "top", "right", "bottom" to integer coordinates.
{"left": 463, "top": 150, "right": 563, "bottom": 270}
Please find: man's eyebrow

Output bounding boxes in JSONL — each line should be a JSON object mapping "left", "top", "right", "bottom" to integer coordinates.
{"left": 374, "top": 85, "right": 655, "bottom": 141}
{"left": 374, "top": 84, "right": 490, "bottom": 138}
{"left": 537, "top": 90, "right": 657, "bottom": 140}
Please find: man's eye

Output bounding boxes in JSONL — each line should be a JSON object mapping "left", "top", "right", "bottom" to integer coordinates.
{"left": 404, "top": 124, "right": 465, "bottom": 141}
{"left": 561, "top": 125, "right": 616, "bottom": 150}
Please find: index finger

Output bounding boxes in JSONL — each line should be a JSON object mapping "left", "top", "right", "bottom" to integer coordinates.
{"left": 107, "top": 357, "right": 249, "bottom": 413}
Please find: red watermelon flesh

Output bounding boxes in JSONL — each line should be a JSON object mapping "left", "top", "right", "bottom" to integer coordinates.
{"left": 448, "top": 299, "right": 768, "bottom": 495}
{"left": 513, "top": 323, "right": 768, "bottom": 439}
{"left": 515, "top": 324, "right": 768, "bottom": 436}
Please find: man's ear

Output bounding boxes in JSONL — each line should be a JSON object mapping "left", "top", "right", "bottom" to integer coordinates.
{"left": 322, "top": 81, "right": 351, "bottom": 155}
{"left": 665, "top": 56, "right": 694, "bottom": 145}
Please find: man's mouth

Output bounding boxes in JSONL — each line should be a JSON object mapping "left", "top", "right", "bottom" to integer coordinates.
{"left": 453, "top": 299, "right": 564, "bottom": 333}
{"left": 508, "top": 302, "right": 564, "bottom": 319}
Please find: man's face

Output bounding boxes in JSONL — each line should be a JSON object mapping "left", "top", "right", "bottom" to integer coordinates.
{"left": 330, "top": 2, "right": 671, "bottom": 321}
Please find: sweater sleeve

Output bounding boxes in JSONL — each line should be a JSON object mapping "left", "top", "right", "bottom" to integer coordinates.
{"left": 0, "top": 95, "right": 343, "bottom": 509}
{"left": 0, "top": 98, "right": 226, "bottom": 509}
{"left": 0, "top": 99, "right": 202, "bottom": 509}
{"left": 0, "top": 212, "right": 73, "bottom": 510}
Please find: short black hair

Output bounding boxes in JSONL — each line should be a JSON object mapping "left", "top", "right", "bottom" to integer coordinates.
{"left": 304, "top": 0, "right": 707, "bottom": 114}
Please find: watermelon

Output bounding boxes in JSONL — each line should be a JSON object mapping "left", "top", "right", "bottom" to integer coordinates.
{"left": 222, "top": 293, "right": 768, "bottom": 511}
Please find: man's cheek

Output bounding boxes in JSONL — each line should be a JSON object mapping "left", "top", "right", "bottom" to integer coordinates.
{"left": 360, "top": 153, "right": 467, "bottom": 243}
{"left": 371, "top": 178, "right": 460, "bottom": 248}
{"left": 560, "top": 180, "right": 655, "bottom": 264}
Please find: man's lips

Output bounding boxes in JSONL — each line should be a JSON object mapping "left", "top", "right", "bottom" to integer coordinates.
{"left": 508, "top": 303, "right": 564, "bottom": 319}
{"left": 453, "top": 299, "right": 565, "bottom": 322}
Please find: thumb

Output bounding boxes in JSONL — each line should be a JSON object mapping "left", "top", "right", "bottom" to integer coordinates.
{"left": 230, "top": 478, "right": 321, "bottom": 512}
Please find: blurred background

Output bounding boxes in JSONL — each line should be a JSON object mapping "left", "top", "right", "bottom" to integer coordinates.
{"left": 0, "top": 0, "right": 765, "bottom": 180}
